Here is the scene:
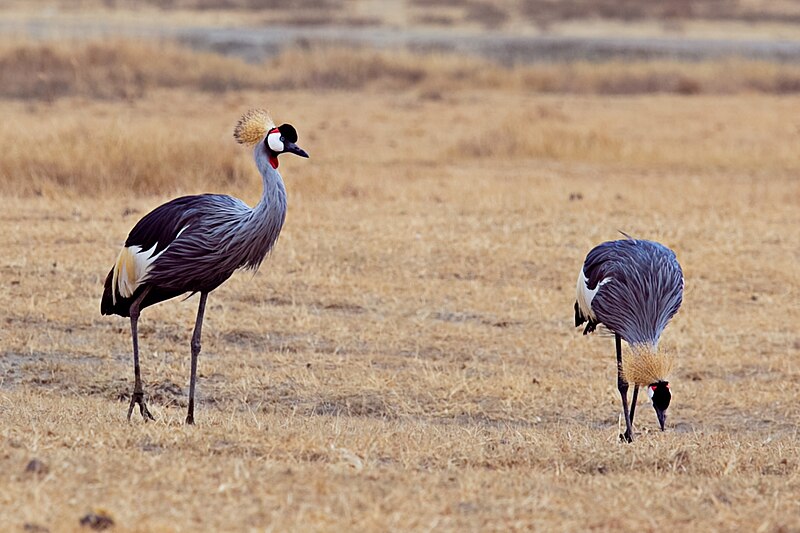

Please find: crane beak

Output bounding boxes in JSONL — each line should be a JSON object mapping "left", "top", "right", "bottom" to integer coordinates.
{"left": 655, "top": 407, "right": 667, "bottom": 431}
{"left": 284, "top": 141, "right": 309, "bottom": 158}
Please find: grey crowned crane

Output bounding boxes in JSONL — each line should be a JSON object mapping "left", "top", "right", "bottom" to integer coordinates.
{"left": 101, "top": 109, "right": 308, "bottom": 424}
{"left": 574, "top": 237, "right": 684, "bottom": 442}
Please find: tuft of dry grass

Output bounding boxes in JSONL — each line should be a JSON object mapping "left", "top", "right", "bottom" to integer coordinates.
{"left": 0, "top": 100, "right": 255, "bottom": 196}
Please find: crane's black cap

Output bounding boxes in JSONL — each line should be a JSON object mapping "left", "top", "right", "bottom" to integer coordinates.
{"left": 278, "top": 124, "right": 298, "bottom": 143}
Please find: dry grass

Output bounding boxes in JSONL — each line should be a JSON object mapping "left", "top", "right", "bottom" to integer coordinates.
{"left": 0, "top": 40, "right": 266, "bottom": 100}
{"left": 3, "top": 40, "right": 800, "bottom": 104}
{"left": 1, "top": 85, "right": 799, "bottom": 530}
{"left": 3, "top": 88, "right": 799, "bottom": 197}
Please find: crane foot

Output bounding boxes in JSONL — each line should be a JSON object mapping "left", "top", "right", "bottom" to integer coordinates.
{"left": 127, "top": 391, "right": 155, "bottom": 422}
{"left": 619, "top": 431, "right": 633, "bottom": 443}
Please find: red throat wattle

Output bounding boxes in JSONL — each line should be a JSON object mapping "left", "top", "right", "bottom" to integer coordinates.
{"left": 268, "top": 127, "right": 280, "bottom": 169}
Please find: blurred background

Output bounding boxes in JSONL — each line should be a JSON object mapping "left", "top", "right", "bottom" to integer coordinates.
{"left": 3, "top": 1, "right": 800, "bottom": 101}
{"left": 2, "top": 0, "right": 800, "bottom": 197}
{"left": 1, "top": 2, "right": 800, "bottom": 531}
{"left": 5, "top": 0, "right": 800, "bottom": 64}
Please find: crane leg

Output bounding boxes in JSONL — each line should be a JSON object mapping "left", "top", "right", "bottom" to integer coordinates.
{"left": 630, "top": 385, "right": 639, "bottom": 426}
{"left": 185, "top": 292, "right": 208, "bottom": 425}
{"left": 127, "top": 286, "right": 155, "bottom": 422}
{"left": 616, "top": 333, "right": 634, "bottom": 443}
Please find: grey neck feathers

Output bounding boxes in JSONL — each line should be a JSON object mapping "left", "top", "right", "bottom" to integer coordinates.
{"left": 253, "top": 144, "right": 287, "bottom": 214}
{"left": 236, "top": 145, "right": 287, "bottom": 270}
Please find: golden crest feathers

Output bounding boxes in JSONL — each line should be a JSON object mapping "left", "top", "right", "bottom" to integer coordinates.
{"left": 233, "top": 108, "right": 275, "bottom": 146}
{"left": 621, "top": 344, "right": 674, "bottom": 385}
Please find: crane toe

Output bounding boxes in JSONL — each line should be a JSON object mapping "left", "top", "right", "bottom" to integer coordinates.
{"left": 127, "top": 391, "right": 155, "bottom": 422}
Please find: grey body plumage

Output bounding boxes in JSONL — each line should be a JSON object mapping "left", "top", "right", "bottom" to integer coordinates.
{"left": 575, "top": 238, "right": 684, "bottom": 346}
{"left": 101, "top": 111, "right": 307, "bottom": 424}
{"left": 574, "top": 237, "right": 684, "bottom": 442}
{"left": 143, "top": 150, "right": 287, "bottom": 295}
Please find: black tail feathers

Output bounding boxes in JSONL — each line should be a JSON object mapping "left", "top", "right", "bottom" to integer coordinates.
{"left": 574, "top": 301, "right": 598, "bottom": 335}
{"left": 101, "top": 268, "right": 123, "bottom": 316}
{"left": 101, "top": 268, "right": 136, "bottom": 317}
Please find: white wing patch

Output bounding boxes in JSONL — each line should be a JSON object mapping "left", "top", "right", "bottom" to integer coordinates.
{"left": 575, "top": 268, "right": 610, "bottom": 321}
{"left": 111, "top": 225, "right": 189, "bottom": 304}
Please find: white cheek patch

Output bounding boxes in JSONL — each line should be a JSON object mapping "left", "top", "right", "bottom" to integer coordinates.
{"left": 647, "top": 387, "right": 655, "bottom": 400}
{"left": 267, "top": 132, "right": 284, "bottom": 153}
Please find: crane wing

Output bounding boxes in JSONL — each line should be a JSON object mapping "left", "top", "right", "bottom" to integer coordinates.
{"left": 582, "top": 239, "right": 683, "bottom": 345}
{"left": 101, "top": 195, "right": 211, "bottom": 314}
{"left": 574, "top": 241, "right": 618, "bottom": 334}
{"left": 124, "top": 195, "right": 207, "bottom": 254}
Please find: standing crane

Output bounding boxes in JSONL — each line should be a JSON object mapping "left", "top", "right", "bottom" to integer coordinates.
{"left": 101, "top": 109, "right": 308, "bottom": 424}
{"left": 574, "top": 236, "right": 683, "bottom": 442}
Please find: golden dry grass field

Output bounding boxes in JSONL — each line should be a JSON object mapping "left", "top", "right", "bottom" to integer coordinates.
{"left": 1, "top": 39, "right": 800, "bottom": 532}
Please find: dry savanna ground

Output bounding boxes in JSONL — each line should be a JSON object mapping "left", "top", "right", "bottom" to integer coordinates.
{"left": 1, "top": 41, "right": 800, "bottom": 532}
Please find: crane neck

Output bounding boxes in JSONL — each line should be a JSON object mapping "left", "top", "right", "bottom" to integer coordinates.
{"left": 223, "top": 143, "right": 288, "bottom": 273}
{"left": 253, "top": 143, "right": 287, "bottom": 216}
